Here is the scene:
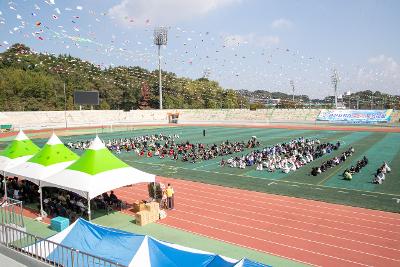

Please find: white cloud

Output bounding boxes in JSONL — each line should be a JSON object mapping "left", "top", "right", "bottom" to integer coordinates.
{"left": 109, "top": 0, "right": 239, "bottom": 27}
{"left": 224, "top": 33, "right": 280, "bottom": 47}
{"left": 271, "top": 18, "right": 293, "bottom": 29}
{"left": 368, "top": 54, "right": 399, "bottom": 77}
{"left": 355, "top": 55, "right": 400, "bottom": 92}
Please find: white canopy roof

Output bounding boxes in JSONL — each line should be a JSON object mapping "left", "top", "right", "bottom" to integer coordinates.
{"left": 6, "top": 133, "right": 79, "bottom": 185}
{"left": 0, "top": 130, "right": 40, "bottom": 172}
{"left": 40, "top": 136, "right": 155, "bottom": 199}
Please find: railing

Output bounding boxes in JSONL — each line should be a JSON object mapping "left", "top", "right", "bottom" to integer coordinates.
{"left": 0, "top": 198, "right": 25, "bottom": 228}
{"left": 0, "top": 224, "right": 127, "bottom": 267}
{"left": 0, "top": 199, "right": 127, "bottom": 267}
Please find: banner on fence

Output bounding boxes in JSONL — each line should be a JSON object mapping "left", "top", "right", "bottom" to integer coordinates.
{"left": 317, "top": 109, "right": 393, "bottom": 124}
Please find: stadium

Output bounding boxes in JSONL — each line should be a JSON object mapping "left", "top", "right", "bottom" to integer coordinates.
{"left": 1, "top": 1, "right": 400, "bottom": 267}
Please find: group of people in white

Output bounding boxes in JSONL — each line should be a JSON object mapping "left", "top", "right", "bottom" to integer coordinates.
{"left": 66, "top": 133, "right": 179, "bottom": 153}
{"left": 373, "top": 162, "right": 391, "bottom": 184}
{"left": 221, "top": 137, "right": 341, "bottom": 173}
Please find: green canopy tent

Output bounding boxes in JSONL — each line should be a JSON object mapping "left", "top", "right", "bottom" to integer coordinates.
{"left": 6, "top": 133, "right": 79, "bottom": 216}
{"left": 41, "top": 136, "right": 155, "bottom": 220}
{"left": 0, "top": 130, "right": 40, "bottom": 199}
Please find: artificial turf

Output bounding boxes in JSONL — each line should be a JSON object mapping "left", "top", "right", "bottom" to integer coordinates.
{"left": 2, "top": 126, "right": 400, "bottom": 212}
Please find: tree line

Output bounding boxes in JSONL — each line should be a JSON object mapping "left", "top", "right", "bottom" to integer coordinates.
{"left": 0, "top": 44, "right": 246, "bottom": 111}
{"left": 1, "top": 44, "right": 398, "bottom": 111}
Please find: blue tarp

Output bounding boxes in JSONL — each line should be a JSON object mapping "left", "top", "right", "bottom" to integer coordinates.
{"left": 47, "top": 220, "right": 142, "bottom": 265}
{"left": 38, "top": 219, "right": 270, "bottom": 267}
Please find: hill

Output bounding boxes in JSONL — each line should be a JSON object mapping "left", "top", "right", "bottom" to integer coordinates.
{"left": 1, "top": 44, "right": 398, "bottom": 111}
{"left": 0, "top": 44, "right": 245, "bottom": 111}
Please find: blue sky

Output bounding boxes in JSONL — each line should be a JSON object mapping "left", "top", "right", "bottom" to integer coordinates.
{"left": 0, "top": 0, "right": 399, "bottom": 97}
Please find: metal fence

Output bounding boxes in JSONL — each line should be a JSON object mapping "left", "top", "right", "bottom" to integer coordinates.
{"left": 0, "top": 224, "right": 127, "bottom": 267}
{"left": 0, "top": 198, "right": 25, "bottom": 228}
{"left": 0, "top": 199, "right": 127, "bottom": 267}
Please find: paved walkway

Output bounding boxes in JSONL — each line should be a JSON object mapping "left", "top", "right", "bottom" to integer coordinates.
{"left": 0, "top": 250, "right": 27, "bottom": 267}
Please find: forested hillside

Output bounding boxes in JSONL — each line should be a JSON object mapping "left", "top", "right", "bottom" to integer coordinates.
{"left": 0, "top": 44, "right": 245, "bottom": 111}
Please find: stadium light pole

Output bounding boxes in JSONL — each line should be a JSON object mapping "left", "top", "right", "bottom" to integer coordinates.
{"left": 63, "top": 82, "right": 68, "bottom": 128}
{"left": 290, "top": 80, "right": 295, "bottom": 102}
{"left": 154, "top": 27, "right": 168, "bottom": 110}
{"left": 331, "top": 69, "right": 339, "bottom": 109}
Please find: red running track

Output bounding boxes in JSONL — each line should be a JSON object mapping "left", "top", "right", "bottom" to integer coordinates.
{"left": 114, "top": 177, "right": 400, "bottom": 267}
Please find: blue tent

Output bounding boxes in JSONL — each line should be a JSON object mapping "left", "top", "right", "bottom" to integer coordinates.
{"left": 28, "top": 218, "right": 270, "bottom": 267}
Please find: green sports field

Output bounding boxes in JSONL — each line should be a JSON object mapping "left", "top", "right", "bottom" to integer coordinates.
{"left": 2, "top": 125, "right": 400, "bottom": 213}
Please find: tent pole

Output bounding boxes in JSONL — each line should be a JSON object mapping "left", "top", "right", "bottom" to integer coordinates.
{"left": 39, "top": 182, "right": 44, "bottom": 217}
{"left": 87, "top": 192, "right": 91, "bottom": 221}
{"left": 3, "top": 171, "right": 7, "bottom": 200}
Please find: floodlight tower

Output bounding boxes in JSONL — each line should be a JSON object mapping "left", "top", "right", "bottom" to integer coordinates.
{"left": 290, "top": 80, "right": 295, "bottom": 102}
{"left": 154, "top": 27, "right": 168, "bottom": 110}
{"left": 331, "top": 69, "right": 339, "bottom": 108}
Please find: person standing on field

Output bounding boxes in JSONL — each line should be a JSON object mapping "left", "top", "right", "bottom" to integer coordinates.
{"left": 166, "top": 183, "right": 175, "bottom": 210}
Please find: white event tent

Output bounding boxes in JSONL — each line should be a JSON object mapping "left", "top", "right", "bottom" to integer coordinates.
{"left": 40, "top": 136, "right": 155, "bottom": 219}
{"left": 6, "top": 133, "right": 79, "bottom": 216}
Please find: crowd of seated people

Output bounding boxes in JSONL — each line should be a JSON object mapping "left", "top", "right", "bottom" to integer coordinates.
{"left": 0, "top": 175, "right": 39, "bottom": 203}
{"left": 342, "top": 156, "right": 369, "bottom": 180}
{"left": 373, "top": 162, "right": 391, "bottom": 184}
{"left": 66, "top": 133, "right": 179, "bottom": 152}
{"left": 222, "top": 137, "right": 341, "bottom": 173}
{"left": 311, "top": 147, "right": 354, "bottom": 176}
{"left": 176, "top": 138, "right": 258, "bottom": 163}
{"left": 67, "top": 133, "right": 258, "bottom": 164}
{"left": 42, "top": 188, "right": 124, "bottom": 220}
{"left": 0, "top": 175, "right": 124, "bottom": 221}
{"left": 92, "top": 191, "right": 123, "bottom": 211}
{"left": 121, "top": 136, "right": 258, "bottom": 163}
{"left": 42, "top": 189, "right": 87, "bottom": 221}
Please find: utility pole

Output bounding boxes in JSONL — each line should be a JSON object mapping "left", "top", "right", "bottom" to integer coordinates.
{"left": 371, "top": 95, "right": 374, "bottom": 110}
{"left": 382, "top": 96, "right": 386, "bottom": 109}
{"left": 331, "top": 69, "right": 339, "bottom": 109}
{"left": 347, "top": 91, "right": 351, "bottom": 109}
{"left": 356, "top": 96, "right": 360, "bottom": 110}
{"left": 240, "top": 95, "right": 243, "bottom": 109}
{"left": 203, "top": 68, "right": 211, "bottom": 79}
